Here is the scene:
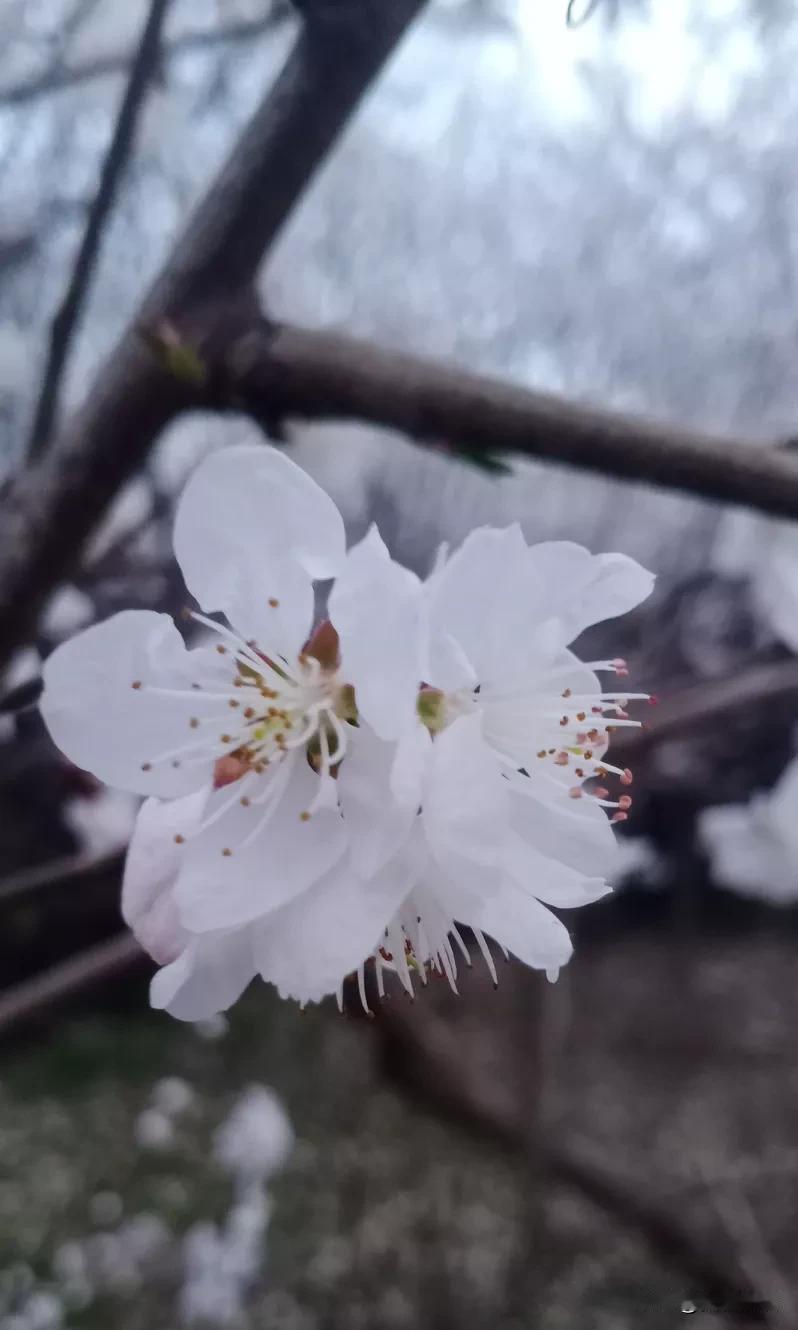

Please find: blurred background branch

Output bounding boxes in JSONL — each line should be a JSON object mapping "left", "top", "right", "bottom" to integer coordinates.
{"left": 25, "top": 0, "right": 173, "bottom": 459}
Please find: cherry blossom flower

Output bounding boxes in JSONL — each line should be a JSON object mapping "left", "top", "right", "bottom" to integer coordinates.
{"left": 41, "top": 445, "right": 419, "bottom": 948}
{"left": 41, "top": 444, "right": 654, "bottom": 1019}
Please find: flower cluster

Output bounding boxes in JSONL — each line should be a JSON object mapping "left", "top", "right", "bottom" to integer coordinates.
{"left": 41, "top": 445, "right": 654, "bottom": 1019}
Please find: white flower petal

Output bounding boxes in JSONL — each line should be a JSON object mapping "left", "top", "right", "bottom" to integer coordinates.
{"left": 390, "top": 722, "right": 432, "bottom": 807}
{"left": 508, "top": 780, "right": 618, "bottom": 879}
{"left": 470, "top": 883, "right": 573, "bottom": 973}
{"left": 503, "top": 829, "right": 611, "bottom": 907}
{"left": 423, "top": 713, "right": 508, "bottom": 897}
{"left": 328, "top": 525, "right": 422, "bottom": 739}
{"left": 122, "top": 792, "right": 204, "bottom": 963}
{"left": 214, "top": 554, "right": 313, "bottom": 662}
{"left": 525, "top": 542, "right": 654, "bottom": 642}
{"left": 338, "top": 724, "right": 419, "bottom": 877}
{"left": 150, "top": 930, "right": 256, "bottom": 1021}
{"left": 41, "top": 611, "right": 225, "bottom": 797}
{"left": 174, "top": 442, "right": 345, "bottom": 628}
{"left": 425, "top": 525, "right": 553, "bottom": 687}
{"left": 174, "top": 754, "right": 346, "bottom": 932}
{"left": 254, "top": 853, "right": 411, "bottom": 1005}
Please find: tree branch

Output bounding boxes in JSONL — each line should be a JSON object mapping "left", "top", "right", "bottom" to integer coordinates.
{"left": 0, "top": 0, "right": 426, "bottom": 668}
{"left": 0, "top": 931, "right": 144, "bottom": 1035}
{"left": 0, "top": 10, "right": 286, "bottom": 108}
{"left": 26, "top": 0, "right": 172, "bottom": 460}
{"left": 231, "top": 322, "right": 798, "bottom": 519}
{"left": 610, "top": 659, "right": 798, "bottom": 761}
{"left": 377, "top": 998, "right": 761, "bottom": 1322}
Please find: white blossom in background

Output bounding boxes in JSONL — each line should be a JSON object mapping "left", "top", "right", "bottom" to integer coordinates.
{"left": 181, "top": 1085, "right": 293, "bottom": 1326}
{"left": 63, "top": 788, "right": 139, "bottom": 859}
{"left": 712, "top": 509, "right": 798, "bottom": 652}
{"left": 700, "top": 755, "right": 798, "bottom": 905}
{"left": 40, "top": 444, "right": 653, "bottom": 1019}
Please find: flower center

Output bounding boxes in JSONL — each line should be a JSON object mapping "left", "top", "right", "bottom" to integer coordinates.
{"left": 132, "top": 616, "right": 353, "bottom": 848}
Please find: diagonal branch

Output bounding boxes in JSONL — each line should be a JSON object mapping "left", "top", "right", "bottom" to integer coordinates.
{"left": 0, "top": 0, "right": 426, "bottom": 669}
{"left": 26, "top": 0, "right": 172, "bottom": 460}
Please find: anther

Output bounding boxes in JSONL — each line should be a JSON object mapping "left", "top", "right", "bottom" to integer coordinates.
{"left": 562, "top": 687, "right": 572, "bottom": 698}
{"left": 618, "top": 794, "right": 632, "bottom": 810}
{"left": 268, "top": 598, "right": 280, "bottom": 608}
{"left": 621, "top": 768, "right": 634, "bottom": 786}
{"left": 243, "top": 707, "right": 255, "bottom": 719}
{"left": 228, "top": 699, "right": 240, "bottom": 709}
{"left": 560, "top": 715, "right": 569, "bottom": 727}
{"left": 131, "top": 680, "right": 142, "bottom": 690}
{"left": 611, "top": 811, "right": 628, "bottom": 823}
{"left": 568, "top": 787, "right": 583, "bottom": 799}
{"left": 299, "top": 811, "right": 311, "bottom": 822}
{"left": 576, "top": 711, "right": 586, "bottom": 722}
{"left": 220, "top": 734, "right": 232, "bottom": 744}
{"left": 189, "top": 717, "right": 199, "bottom": 729}
{"left": 216, "top": 645, "right": 227, "bottom": 655}
{"left": 174, "top": 834, "right": 185, "bottom": 845}
{"left": 222, "top": 847, "right": 232, "bottom": 857}
{"left": 141, "top": 762, "right": 152, "bottom": 772}
{"left": 240, "top": 797, "right": 251, "bottom": 807}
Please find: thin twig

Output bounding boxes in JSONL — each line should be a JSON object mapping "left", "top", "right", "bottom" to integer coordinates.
{"left": 26, "top": 0, "right": 172, "bottom": 460}
{"left": 610, "top": 659, "right": 798, "bottom": 760}
{"left": 0, "top": 849, "right": 123, "bottom": 907}
{"left": 0, "top": 11, "right": 285, "bottom": 108}
{"left": 0, "top": 932, "right": 144, "bottom": 1035}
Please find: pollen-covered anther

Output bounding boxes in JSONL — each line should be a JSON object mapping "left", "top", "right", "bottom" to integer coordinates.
{"left": 268, "top": 597, "right": 280, "bottom": 608}
{"left": 576, "top": 711, "right": 586, "bottom": 722}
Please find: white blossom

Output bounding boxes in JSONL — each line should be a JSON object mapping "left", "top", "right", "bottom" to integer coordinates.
{"left": 40, "top": 444, "right": 654, "bottom": 1019}
{"left": 699, "top": 754, "right": 798, "bottom": 904}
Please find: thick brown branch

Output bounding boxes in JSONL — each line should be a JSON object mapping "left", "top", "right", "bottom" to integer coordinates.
{"left": 0, "top": 1, "right": 425, "bottom": 669}
{"left": 26, "top": 0, "right": 172, "bottom": 460}
{"left": 235, "top": 322, "right": 798, "bottom": 518}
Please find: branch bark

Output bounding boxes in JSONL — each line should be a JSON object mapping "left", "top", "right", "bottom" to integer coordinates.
{"left": 26, "top": 0, "right": 172, "bottom": 460}
{"left": 233, "top": 322, "right": 798, "bottom": 518}
{"left": 0, "top": 0, "right": 425, "bottom": 669}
